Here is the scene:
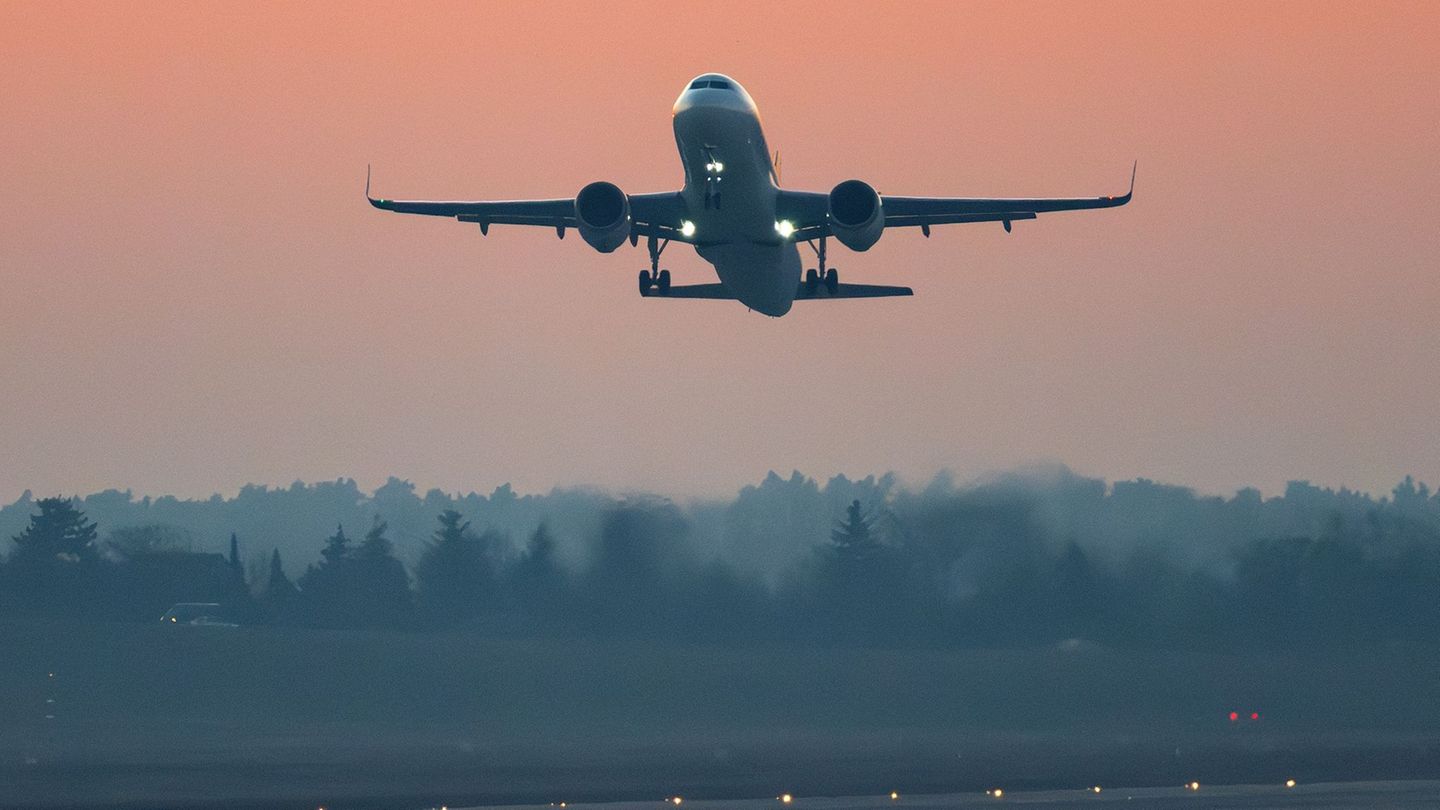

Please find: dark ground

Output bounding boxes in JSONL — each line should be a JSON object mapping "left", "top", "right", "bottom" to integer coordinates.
{"left": 2, "top": 619, "right": 1438, "bottom": 810}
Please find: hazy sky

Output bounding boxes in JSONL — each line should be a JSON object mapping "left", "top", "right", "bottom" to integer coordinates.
{"left": 2, "top": 2, "right": 1437, "bottom": 502}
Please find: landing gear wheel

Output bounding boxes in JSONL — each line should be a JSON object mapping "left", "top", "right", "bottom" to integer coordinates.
{"left": 657, "top": 269, "right": 671, "bottom": 293}
{"left": 825, "top": 268, "right": 839, "bottom": 294}
{"left": 805, "top": 268, "right": 819, "bottom": 293}
{"left": 639, "top": 269, "right": 653, "bottom": 294}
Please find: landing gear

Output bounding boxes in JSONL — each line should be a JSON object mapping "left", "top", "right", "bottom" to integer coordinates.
{"left": 804, "top": 235, "right": 838, "bottom": 294}
{"left": 639, "top": 234, "right": 673, "bottom": 295}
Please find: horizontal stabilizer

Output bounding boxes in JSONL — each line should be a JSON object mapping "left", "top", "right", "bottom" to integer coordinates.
{"left": 796, "top": 282, "right": 913, "bottom": 300}
{"left": 642, "top": 283, "right": 735, "bottom": 299}
{"left": 643, "top": 282, "right": 913, "bottom": 301}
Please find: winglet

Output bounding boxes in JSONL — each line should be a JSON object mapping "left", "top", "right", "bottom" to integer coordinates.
{"left": 365, "top": 164, "right": 391, "bottom": 209}
{"left": 1104, "top": 161, "right": 1136, "bottom": 205}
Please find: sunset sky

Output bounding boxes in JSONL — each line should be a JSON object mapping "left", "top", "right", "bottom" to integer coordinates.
{"left": 2, "top": 1, "right": 1437, "bottom": 502}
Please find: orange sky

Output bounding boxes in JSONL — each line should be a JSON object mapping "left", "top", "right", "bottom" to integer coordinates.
{"left": 2, "top": 1, "right": 1437, "bottom": 501}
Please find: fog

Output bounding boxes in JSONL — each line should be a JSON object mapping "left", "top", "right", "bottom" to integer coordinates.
{"left": 3, "top": 467, "right": 1440, "bottom": 808}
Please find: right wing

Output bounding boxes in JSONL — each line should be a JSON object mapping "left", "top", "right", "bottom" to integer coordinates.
{"left": 779, "top": 164, "right": 1135, "bottom": 241}
{"left": 365, "top": 167, "right": 689, "bottom": 240}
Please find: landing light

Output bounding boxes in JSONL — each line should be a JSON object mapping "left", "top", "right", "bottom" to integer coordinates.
{"left": 774, "top": 220, "right": 795, "bottom": 238}
{"left": 1285, "top": 779, "right": 1296, "bottom": 788}
{"left": 890, "top": 791, "right": 899, "bottom": 800}
{"left": 780, "top": 794, "right": 793, "bottom": 803}
{"left": 680, "top": 220, "right": 696, "bottom": 237}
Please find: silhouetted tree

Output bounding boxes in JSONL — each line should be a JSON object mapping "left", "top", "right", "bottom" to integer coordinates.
{"left": 228, "top": 532, "right": 243, "bottom": 581}
{"left": 261, "top": 548, "right": 300, "bottom": 621}
{"left": 506, "top": 523, "right": 568, "bottom": 631}
{"left": 320, "top": 523, "right": 351, "bottom": 566}
{"left": 10, "top": 497, "right": 99, "bottom": 567}
{"left": 415, "top": 510, "right": 497, "bottom": 627}
{"left": 831, "top": 500, "right": 879, "bottom": 560}
{"left": 298, "top": 524, "right": 361, "bottom": 627}
{"left": 582, "top": 502, "right": 691, "bottom": 638}
{"left": 815, "top": 499, "right": 906, "bottom": 644}
{"left": 105, "top": 524, "right": 192, "bottom": 560}
{"left": 352, "top": 516, "right": 411, "bottom": 629}
{"left": 5, "top": 497, "right": 105, "bottom": 617}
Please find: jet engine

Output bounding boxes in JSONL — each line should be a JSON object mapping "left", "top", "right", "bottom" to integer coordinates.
{"left": 827, "top": 179, "right": 884, "bottom": 251}
{"left": 575, "top": 181, "right": 631, "bottom": 253}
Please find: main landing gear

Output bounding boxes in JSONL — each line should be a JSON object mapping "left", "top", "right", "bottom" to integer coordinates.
{"left": 638, "top": 234, "right": 672, "bottom": 295}
{"left": 804, "top": 235, "right": 839, "bottom": 294}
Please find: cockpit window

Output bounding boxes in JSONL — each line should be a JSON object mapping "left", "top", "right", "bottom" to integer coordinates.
{"left": 689, "top": 80, "right": 707, "bottom": 89}
{"left": 709, "top": 79, "right": 732, "bottom": 89}
{"left": 688, "top": 79, "right": 733, "bottom": 90}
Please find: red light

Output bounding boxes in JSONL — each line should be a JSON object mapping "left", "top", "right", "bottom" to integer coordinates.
{"left": 1228, "top": 711, "right": 1239, "bottom": 722}
{"left": 1250, "top": 712, "right": 1260, "bottom": 721}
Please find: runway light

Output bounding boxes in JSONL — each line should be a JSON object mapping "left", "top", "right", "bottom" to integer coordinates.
{"left": 671, "top": 797, "right": 683, "bottom": 806}
{"left": 780, "top": 793, "right": 793, "bottom": 803}
{"left": 1251, "top": 712, "right": 1260, "bottom": 721}
{"left": 680, "top": 220, "right": 696, "bottom": 237}
{"left": 1186, "top": 782, "right": 1200, "bottom": 791}
{"left": 1229, "top": 711, "right": 1239, "bottom": 722}
{"left": 988, "top": 788, "right": 1003, "bottom": 798}
{"left": 1090, "top": 786, "right": 1102, "bottom": 793}
{"left": 774, "top": 220, "right": 795, "bottom": 238}
{"left": 1285, "top": 779, "right": 1296, "bottom": 788}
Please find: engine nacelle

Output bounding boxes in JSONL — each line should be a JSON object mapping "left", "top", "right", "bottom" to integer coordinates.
{"left": 575, "top": 181, "right": 631, "bottom": 253}
{"left": 827, "top": 179, "right": 884, "bottom": 252}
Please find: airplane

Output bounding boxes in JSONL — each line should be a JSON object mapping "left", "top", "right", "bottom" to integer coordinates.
{"left": 368, "top": 72, "right": 1133, "bottom": 317}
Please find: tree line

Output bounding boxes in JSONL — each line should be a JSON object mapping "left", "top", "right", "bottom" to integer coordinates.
{"left": 3, "top": 469, "right": 1440, "bottom": 650}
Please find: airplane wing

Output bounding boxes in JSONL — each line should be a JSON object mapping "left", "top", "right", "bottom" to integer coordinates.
{"left": 365, "top": 168, "right": 688, "bottom": 239}
{"left": 780, "top": 164, "right": 1134, "bottom": 241}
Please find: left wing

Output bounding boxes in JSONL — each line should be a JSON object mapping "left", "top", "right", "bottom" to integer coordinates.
{"left": 779, "top": 164, "right": 1134, "bottom": 241}
{"left": 365, "top": 168, "right": 688, "bottom": 240}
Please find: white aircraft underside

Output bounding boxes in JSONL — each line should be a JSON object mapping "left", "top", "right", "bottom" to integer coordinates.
{"left": 369, "top": 73, "right": 1133, "bottom": 317}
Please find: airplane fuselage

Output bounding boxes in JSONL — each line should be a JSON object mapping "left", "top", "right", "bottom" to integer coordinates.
{"left": 672, "top": 74, "right": 800, "bottom": 316}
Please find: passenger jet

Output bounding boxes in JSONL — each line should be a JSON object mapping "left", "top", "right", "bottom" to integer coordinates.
{"left": 368, "top": 73, "right": 1133, "bottom": 317}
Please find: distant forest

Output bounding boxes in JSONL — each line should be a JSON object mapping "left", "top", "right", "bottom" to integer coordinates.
{"left": 3, "top": 468, "right": 1439, "bottom": 649}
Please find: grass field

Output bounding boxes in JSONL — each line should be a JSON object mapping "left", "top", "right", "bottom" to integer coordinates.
{"left": 2, "top": 619, "right": 1438, "bottom": 808}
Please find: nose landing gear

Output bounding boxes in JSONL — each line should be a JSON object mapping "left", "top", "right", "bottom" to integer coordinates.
{"left": 639, "top": 234, "right": 672, "bottom": 296}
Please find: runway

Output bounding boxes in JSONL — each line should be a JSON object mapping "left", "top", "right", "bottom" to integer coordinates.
{"left": 476, "top": 782, "right": 1440, "bottom": 810}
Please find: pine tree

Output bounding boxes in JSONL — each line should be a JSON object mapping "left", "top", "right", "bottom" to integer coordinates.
{"left": 298, "top": 525, "right": 358, "bottom": 628}
{"left": 354, "top": 515, "right": 411, "bottom": 628}
{"left": 357, "top": 515, "right": 394, "bottom": 560}
{"left": 319, "top": 524, "right": 351, "bottom": 566}
{"left": 228, "top": 531, "right": 244, "bottom": 586}
{"left": 509, "top": 523, "right": 566, "bottom": 622}
{"left": 830, "top": 499, "right": 879, "bottom": 560}
{"left": 415, "top": 509, "right": 494, "bottom": 626}
{"left": 10, "top": 497, "right": 99, "bottom": 567}
{"left": 261, "top": 548, "right": 299, "bottom": 620}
